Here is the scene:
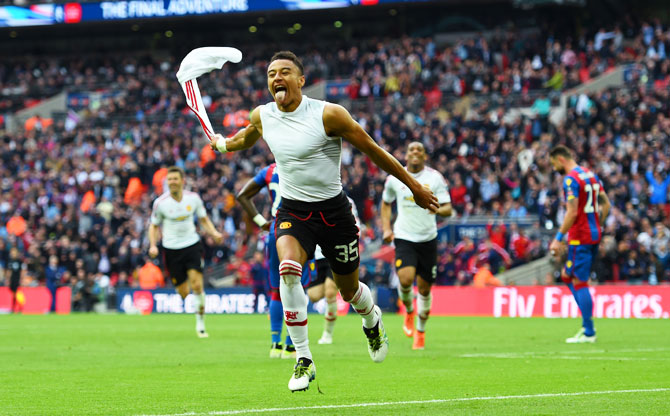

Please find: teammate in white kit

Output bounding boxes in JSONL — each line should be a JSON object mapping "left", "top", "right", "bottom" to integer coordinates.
{"left": 381, "top": 142, "right": 452, "bottom": 350}
{"left": 148, "top": 166, "right": 223, "bottom": 338}
{"left": 212, "top": 51, "right": 438, "bottom": 392}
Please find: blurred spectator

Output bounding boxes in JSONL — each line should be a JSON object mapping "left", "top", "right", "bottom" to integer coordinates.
{"left": 6, "top": 247, "right": 25, "bottom": 313}
{"left": 250, "top": 251, "right": 268, "bottom": 312}
{"left": 44, "top": 255, "right": 65, "bottom": 312}
{"left": 137, "top": 259, "right": 164, "bottom": 289}
{"left": 72, "top": 269, "right": 95, "bottom": 312}
{"left": 645, "top": 167, "right": 670, "bottom": 205}
{"left": 472, "top": 263, "right": 503, "bottom": 288}
{"left": 371, "top": 259, "right": 391, "bottom": 287}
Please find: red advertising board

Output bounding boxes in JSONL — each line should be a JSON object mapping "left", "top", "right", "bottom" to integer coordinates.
{"left": 410, "top": 286, "right": 670, "bottom": 318}
{"left": 0, "top": 287, "right": 71, "bottom": 314}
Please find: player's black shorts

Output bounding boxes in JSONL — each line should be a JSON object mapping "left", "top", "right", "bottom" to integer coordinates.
{"left": 394, "top": 238, "right": 438, "bottom": 283}
{"left": 9, "top": 277, "right": 19, "bottom": 292}
{"left": 308, "top": 258, "right": 333, "bottom": 288}
{"left": 276, "top": 191, "right": 359, "bottom": 275}
{"left": 163, "top": 241, "right": 204, "bottom": 287}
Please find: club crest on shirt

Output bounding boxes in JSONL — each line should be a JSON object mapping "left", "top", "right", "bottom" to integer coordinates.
{"left": 279, "top": 222, "right": 292, "bottom": 229}
{"left": 186, "top": 205, "right": 192, "bottom": 211}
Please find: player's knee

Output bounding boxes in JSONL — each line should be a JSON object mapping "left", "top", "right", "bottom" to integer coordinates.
{"left": 307, "top": 287, "right": 322, "bottom": 303}
{"left": 397, "top": 270, "right": 415, "bottom": 287}
{"left": 191, "top": 282, "right": 203, "bottom": 294}
{"left": 177, "top": 286, "right": 189, "bottom": 299}
{"left": 339, "top": 287, "right": 356, "bottom": 302}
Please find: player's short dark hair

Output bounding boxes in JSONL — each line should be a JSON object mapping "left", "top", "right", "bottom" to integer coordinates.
{"left": 549, "top": 145, "right": 573, "bottom": 160}
{"left": 408, "top": 141, "right": 425, "bottom": 152}
{"left": 270, "top": 51, "right": 304, "bottom": 75}
{"left": 167, "top": 166, "right": 185, "bottom": 178}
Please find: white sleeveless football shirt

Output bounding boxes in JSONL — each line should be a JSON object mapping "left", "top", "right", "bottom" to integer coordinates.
{"left": 150, "top": 191, "right": 207, "bottom": 250}
{"left": 382, "top": 167, "right": 450, "bottom": 243}
{"left": 259, "top": 95, "right": 342, "bottom": 202}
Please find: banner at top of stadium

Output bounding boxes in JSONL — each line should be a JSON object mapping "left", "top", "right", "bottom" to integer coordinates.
{"left": 0, "top": 0, "right": 429, "bottom": 27}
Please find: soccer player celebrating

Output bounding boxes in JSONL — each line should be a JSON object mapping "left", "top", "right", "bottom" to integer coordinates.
{"left": 149, "top": 166, "right": 223, "bottom": 338}
{"left": 549, "top": 145, "right": 611, "bottom": 343}
{"left": 212, "top": 51, "right": 438, "bottom": 391}
{"left": 381, "top": 141, "right": 452, "bottom": 350}
{"left": 236, "top": 163, "right": 313, "bottom": 359}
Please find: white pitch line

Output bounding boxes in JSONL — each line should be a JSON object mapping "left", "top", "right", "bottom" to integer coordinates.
{"left": 137, "top": 388, "right": 670, "bottom": 416}
{"left": 459, "top": 352, "right": 670, "bottom": 361}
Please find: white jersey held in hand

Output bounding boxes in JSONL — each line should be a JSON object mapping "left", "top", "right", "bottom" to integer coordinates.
{"left": 150, "top": 191, "right": 207, "bottom": 249}
{"left": 382, "top": 167, "right": 450, "bottom": 243}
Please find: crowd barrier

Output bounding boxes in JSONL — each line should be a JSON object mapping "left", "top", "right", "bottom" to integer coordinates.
{"left": 3, "top": 285, "right": 668, "bottom": 319}
{"left": 417, "top": 285, "right": 670, "bottom": 319}
{"left": 0, "top": 287, "right": 71, "bottom": 314}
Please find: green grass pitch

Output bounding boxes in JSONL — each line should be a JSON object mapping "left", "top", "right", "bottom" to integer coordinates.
{"left": 1, "top": 313, "right": 669, "bottom": 415}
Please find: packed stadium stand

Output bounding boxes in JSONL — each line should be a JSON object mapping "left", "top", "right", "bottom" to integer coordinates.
{"left": 1, "top": 0, "right": 669, "bottom": 312}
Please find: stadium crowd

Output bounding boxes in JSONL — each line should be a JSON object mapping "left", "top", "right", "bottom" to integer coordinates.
{"left": 1, "top": 16, "right": 670, "bottom": 311}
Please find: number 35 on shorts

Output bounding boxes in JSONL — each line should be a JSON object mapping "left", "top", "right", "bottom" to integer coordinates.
{"left": 334, "top": 240, "right": 359, "bottom": 263}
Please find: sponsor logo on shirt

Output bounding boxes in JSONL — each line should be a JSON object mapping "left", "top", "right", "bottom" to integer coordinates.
{"left": 280, "top": 222, "right": 292, "bottom": 229}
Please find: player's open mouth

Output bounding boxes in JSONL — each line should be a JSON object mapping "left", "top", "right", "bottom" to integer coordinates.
{"left": 274, "top": 85, "right": 287, "bottom": 102}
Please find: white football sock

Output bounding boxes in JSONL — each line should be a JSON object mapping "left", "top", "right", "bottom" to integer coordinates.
{"left": 349, "top": 282, "right": 378, "bottom": 329}
{"left": 194, "top": 291, "right": 206, "bottom": 331}
{"left": 324, "top": 298, "right": 337, "bottom": 335}
{"left": 416, "top": 292, "right": 432, "bottom": 332}
{"left": 397, "top": 284, "right": 414, "bottom": 313}
{"left": 279, "top": 260, "right": 311, "bottom": 361}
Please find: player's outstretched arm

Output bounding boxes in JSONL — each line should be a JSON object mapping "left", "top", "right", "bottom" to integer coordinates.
{"left": 597, "top": 190, "right": 611, "bottom": 226}
{"left": 148, "top": 224, "right": 161, "bottom": 258}
{"left": 236, "top": 178, "right": 270, "bottom": 231}
{"left": 323, "top": 103, "right": 438, "bottom": 212}
{"left": 380, "top": 201, "right": 394, "bottom": 243}
{"left": 198, "top": 216, "right": 224, "bottom": 245}
{"left": 211, "top": 106, "right": 263, "bottom": 153}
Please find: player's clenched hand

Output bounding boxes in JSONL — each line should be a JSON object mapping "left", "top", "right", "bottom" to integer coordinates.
{"left": 382, "top": 229, "right": 394, "bottom": 244}
{"left": 149, "top": 245, "right": 159, "bottom": 258}
{"left": 549, "top": 239, "right": 565, "bottom": 260}
{"left": 412, "top": 185, "right": 439, "bottom": 213}
{"left": 210, "top": 134, "right": 225, "bottom": 152}
{"left": 212, "top": 231, "right": 224, "bottom": 245}
{"left": 261, "top": 222, "right": 271, "bottom": 232}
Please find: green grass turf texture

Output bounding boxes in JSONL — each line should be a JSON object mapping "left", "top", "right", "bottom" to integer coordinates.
{"left": 1, "top": 313, "right": 668, "bottom": 415}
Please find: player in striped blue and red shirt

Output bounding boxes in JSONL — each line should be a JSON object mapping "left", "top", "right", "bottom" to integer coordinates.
{"left": 549, "top": 145, "right": 611, "bottom": 343}
{"left": 237, "top": 163, "right": 314, "bottom": 359}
